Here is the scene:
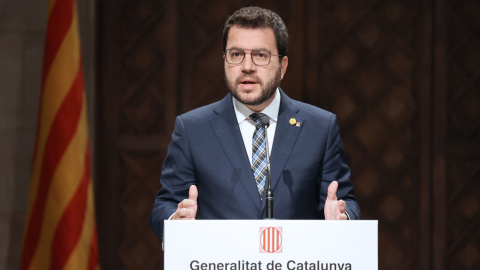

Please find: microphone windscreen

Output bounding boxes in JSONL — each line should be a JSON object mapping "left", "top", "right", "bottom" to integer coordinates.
{"left": 261, "top": 115, "right": 270, "bottom": 127}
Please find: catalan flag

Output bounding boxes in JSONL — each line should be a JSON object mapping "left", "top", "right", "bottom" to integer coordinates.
{"left": 20, "top": 0, "right": 100, "bottom": 269}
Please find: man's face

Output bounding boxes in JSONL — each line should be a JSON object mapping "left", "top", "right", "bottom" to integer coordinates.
{"left": 224, "top": 25, "right": 288, "bottom": 111}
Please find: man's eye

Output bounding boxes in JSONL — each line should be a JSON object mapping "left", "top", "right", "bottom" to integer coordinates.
{"left": 253, "top": 51, "right": 269, "bottom": 58}
{"left": 230, "top": 51, "right": 243, "bottom": 58}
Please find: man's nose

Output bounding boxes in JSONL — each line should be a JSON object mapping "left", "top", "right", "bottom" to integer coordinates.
{"left": 241, "top": 53, "right": 256, "bottom": 73}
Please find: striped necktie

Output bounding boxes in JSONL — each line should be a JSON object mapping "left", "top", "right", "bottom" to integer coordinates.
{"left": 250, "top": 113, "right": 268, "bottom": 196}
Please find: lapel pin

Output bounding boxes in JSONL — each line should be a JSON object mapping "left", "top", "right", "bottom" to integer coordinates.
{"left": 296, "top": 122, "right": 301, "bottom": 127}
{"left": 289, "top": 118, "right": 297, "bottom": 125}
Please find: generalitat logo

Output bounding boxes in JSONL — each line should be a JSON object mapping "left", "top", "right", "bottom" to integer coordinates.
{"left": 259, "top": 227, "right": 283, "bottom": 253}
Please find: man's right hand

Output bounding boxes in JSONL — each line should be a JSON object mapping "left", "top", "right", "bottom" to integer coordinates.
{"left": 172, "top": 185, "right": 198, "bottom": 220}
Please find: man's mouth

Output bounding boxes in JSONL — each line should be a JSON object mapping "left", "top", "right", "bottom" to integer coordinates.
{"left": 240, "top": 79, "right": 258, "bottom": 85}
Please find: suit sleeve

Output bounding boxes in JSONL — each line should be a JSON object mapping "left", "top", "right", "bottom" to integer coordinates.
{"left": 149, "top": 116, "right": 197, "bottom": 238}
{"left": 318, "top": 114, "right": 361, "bottom": 220}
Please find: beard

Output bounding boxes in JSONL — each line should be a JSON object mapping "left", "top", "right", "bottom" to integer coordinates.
{"left": 225, "top": 68, "right": 282, "bottom": 106}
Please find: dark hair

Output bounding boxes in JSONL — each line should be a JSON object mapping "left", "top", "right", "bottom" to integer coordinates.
{"left": 222, "top": 7, "right": 289, "bottom": 57}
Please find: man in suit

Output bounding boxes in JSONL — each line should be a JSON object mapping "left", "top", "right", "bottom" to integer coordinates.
{"left": 150, "top": 6, "right": 360, "bottom": 238}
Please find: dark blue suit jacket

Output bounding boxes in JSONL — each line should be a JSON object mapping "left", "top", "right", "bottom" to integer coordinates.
{"left": 150, "top": 89, "right": 360, "bottom": 238}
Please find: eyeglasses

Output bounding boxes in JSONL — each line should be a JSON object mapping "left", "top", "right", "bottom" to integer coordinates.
{"left": 224, "top": 49, "right": 282, "bottom": 66}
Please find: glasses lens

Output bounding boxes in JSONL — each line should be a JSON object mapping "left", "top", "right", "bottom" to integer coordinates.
{"left": 252, "top": 50, "right": 271, "bottom": 66}
{"left": 226, "top": 49, "right": 244, "bottom": 64}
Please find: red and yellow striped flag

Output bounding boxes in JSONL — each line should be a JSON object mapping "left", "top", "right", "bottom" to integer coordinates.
{"left": 20, "top": 0, "right": 100, "bottom": 269}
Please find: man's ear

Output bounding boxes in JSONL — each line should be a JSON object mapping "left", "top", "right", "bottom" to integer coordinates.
{"left": 280, "top": 56, "right": 288, "bottom": 79}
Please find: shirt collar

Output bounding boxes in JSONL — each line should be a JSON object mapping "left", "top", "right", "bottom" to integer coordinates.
{"left": 233, "top": 88, "right": 281, "bottom": 124}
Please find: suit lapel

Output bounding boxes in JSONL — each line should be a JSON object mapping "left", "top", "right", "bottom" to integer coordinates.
{"left": 269, "top": 90, "right": 304, "bottom": 192}
{"left": 209, "top": 94, "right": 262, "bottom": 211}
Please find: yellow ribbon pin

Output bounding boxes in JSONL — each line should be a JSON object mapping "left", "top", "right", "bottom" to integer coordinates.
{"left": 289, "top": 118, "right": 297, "bottom": 125}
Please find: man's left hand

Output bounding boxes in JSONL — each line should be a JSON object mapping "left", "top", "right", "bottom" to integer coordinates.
{"left": 324, "top": 181, "right": 348, "bottom": 220}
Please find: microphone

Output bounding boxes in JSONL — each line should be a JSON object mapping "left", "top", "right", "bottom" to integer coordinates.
{"left": 260, "top": 115, "right": 274, "bottom": 219}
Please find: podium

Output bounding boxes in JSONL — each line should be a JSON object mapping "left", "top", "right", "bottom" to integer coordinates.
{"left": 164, "top": 220, "right": 377, "bottom": 270}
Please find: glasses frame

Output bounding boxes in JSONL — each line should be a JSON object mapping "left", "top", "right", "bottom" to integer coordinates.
{"left": 224, "top": 49, "right": 283, "bottom": 66}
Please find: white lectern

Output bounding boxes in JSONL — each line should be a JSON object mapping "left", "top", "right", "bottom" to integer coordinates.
{"left": 164, "top": 220, "right": 377, "bottom": 270}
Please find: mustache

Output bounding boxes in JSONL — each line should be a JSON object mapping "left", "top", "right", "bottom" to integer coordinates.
{"left": 235, "top": 75, "right": 262, "bottom": 85}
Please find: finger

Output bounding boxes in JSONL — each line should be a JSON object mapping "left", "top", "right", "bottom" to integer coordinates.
{"left": 173, "top": 208, "right": 195, "bottom": 219}
{"left": 324, "top": 200, "right": 337, "bottom": 220}
{"left": 178, "top": 198, "right": 195, "bottom": 208}
{"left": 189, "top": 185, "right": 198, "bottom": 202}
{"left": 337, "top": 199, "right": 346, "bottom": 213}
{"left": 327, "top": 181, "right": 338, "bottom": 201}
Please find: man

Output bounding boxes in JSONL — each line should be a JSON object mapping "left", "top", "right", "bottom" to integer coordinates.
{"left": 150, "top": 7, "right": 360, "bottom": 238}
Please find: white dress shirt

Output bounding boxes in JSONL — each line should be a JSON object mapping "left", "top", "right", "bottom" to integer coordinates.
{"left": 233, "top": 88, "right": 280, "bottom": 165}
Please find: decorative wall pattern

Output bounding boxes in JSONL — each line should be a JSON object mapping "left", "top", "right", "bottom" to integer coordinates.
{"left": 306, "top": 1, "right": 422, "bottom": 269}
{"left": 96, "top": 0, "right": 480, "bottom": 269}
{"left": 445, "top": 1, "right": 480, "bottom": 269}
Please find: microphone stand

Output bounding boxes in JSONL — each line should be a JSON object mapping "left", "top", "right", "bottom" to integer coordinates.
{"left": 261, "top": 116, "right": 274, "bottom": 219}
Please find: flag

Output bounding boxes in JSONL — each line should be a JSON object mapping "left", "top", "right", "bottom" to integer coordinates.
{"left": 20, "top": 0, "right": 100, "bottom": 269}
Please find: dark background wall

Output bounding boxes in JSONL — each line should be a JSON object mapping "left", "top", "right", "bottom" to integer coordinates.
{"left": 95, "top": 0, "right": 480, "bottom": 269}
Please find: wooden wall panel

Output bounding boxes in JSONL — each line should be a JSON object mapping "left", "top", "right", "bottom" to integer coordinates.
{"left": 95, "top": 0, "right": 480, "bottom": 269}
{"left": 96, "top": 0, "right": 178, "bottom": 269}
{"left": 304, "top": 1, "right": 427, "bottom": 269}
{"left": 435, "top": 0, "right": 480, "bottom": 269}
